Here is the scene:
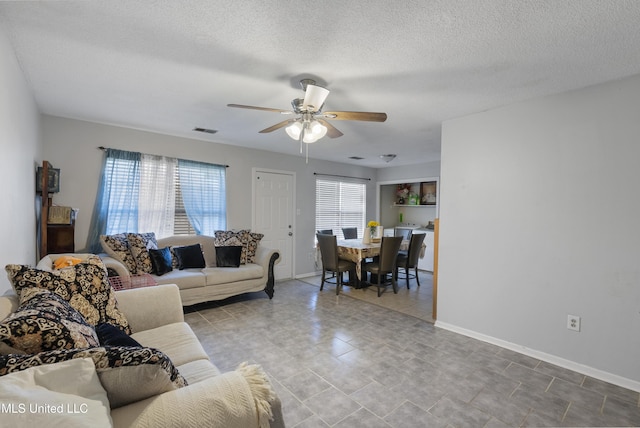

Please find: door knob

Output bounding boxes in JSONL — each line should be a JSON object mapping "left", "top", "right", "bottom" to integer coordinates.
{"left": 288, "top": 232, "right": 293, "bottom": 236}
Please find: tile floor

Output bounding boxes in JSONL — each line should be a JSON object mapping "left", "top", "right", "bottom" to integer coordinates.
{"left": 301, "top": 270, "right": 435, "bottom": 323}
{"left": 184, "top": 277, "right": 640, "bottom": 427}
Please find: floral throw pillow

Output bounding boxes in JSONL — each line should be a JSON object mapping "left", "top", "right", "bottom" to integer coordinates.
{"left": 0, "top": 288, "right": 100, "bottom": 355}
{"left": 127, "top": 232, "right": 158, "bottom": 274}
{"left": 100, "top": 233, "right": 138, "bottom": 274}
{"left": 5, "top": 255, "right": 131, "bottom": 334}
{"left": 214, "top": 230, "right": 248, "bottom": 264}
{"left": 0, "top": 345, "right": 188, "bottom": 408}
{"left": 214, "top": 230, "right": 264, "bottom": 264}
{"left": 168, "top": 246, "right": 180, "bottom": 269}
{"left": 240, "top": 230, "right": 264, "bottom": 263}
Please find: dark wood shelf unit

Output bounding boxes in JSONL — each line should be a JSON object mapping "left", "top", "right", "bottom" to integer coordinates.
{"left": 37, "top": 160, "right": 74, "bottom": 257}
{"left": 47, "top": 221, "right": 75, "bottom": 254}
{"left": 38, "top": 160, "right": 52, "bottom": 259}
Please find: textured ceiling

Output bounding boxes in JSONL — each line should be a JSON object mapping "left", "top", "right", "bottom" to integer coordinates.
{"left": 2, "top": 1, "right": 640, "bottom": 168}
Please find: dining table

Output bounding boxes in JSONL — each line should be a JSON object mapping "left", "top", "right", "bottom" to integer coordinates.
{"left": 336, "top": 238, "right": 426, "bottom": 288}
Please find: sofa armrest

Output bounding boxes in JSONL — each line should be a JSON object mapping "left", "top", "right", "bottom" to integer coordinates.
{"left": 114, "top": 284, "right": 184, "bottom": 333}
{"left": 255, "top": 246, "right": 280, "bottom": 269}
{"left": 99, "top": 254, "right": 131, "bottom": 279}
{"left": 255, "top": 246, "right": 280, "bottom": 299}
{"left": 110, "top": 367, "right": 284, "bottom": 428}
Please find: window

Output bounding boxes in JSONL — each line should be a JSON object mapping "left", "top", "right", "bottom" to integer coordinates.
{"left": 88, "top": 148, "right": 226, "bottom": 251}
{"left": 315, "top": 178, "right": 366, "bottom": 239}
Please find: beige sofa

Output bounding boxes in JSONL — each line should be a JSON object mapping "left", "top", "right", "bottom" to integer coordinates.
{"left": 97, "top": 235, "right": 280, "bottom": 306}
{"left": 0, "top": 283, "right": 285, "bottom": 428}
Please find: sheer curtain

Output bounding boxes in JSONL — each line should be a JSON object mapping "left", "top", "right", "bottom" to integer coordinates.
{"left": 86, "top": 149, "right": 141, "bottom": 252}
{"left": 86, "top": 150, "right": 226, "bottom": 251}
{"left": 138, "top": 154, "right": 176, "bottom": 238}
{"left": 178, "top": 159, "right": 226, "bottom": 235}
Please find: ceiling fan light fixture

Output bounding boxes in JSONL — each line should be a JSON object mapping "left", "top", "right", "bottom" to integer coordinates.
{"left": 310, "top": 120, "right": 327, "bottom": 138}
{"left": 302, "top": 133, "right": 317, "bottom": 144}
{"left": 285, "top": 121, "right": 303, "bottom": 139}
{"left": 227, "top": 78, "right": 387, "bottom": 162}
{"left": 301, "top": 120, "right": 327, "bottom": 143}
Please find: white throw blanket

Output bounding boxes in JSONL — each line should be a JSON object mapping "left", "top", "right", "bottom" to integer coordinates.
{"left": 120, "top": 363, "right": 275, "bottom": 428}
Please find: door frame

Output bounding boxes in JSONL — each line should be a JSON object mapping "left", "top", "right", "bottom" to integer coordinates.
{"left": 252, "top": 167, "right": 296, "bottom": 280}
{"left": 377, "top": 176, "right": 439, "bottom": 320}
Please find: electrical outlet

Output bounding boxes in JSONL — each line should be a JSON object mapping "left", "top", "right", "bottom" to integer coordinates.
{"left": 567, "top": 315, "right": 581, "bottom": 332}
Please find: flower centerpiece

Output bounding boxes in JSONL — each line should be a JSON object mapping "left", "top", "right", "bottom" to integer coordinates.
{"left": 367, "top": 220, "right": 382, "bottom": 243}
{"left": 396, "top": 184, "right": 411, "bottom": 204}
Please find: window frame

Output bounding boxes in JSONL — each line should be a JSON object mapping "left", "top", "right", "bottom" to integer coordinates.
{"left": 315, "top": 177, "right": 366, "bottom": 240}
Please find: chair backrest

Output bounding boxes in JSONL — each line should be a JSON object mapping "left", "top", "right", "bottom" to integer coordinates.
{"left": 342, "top": 227, "right": 358, "bottom": 239}
{"left": 317, "top": 229, "right": 333, "bottom": 235}
{"left": 316, "top": 233, "right": 339, "bottom": 270}
{"left": 406, "top": 233, "right": 426, "bottom": 268}
{"left": 378, "top": 236, "right": 403, "bottom": 272}
{"left": 394, "top": 228, "right": 412, "bottom": 240}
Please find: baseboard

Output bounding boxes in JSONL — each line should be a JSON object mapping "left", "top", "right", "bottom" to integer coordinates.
{"left": 435, "top": 320, "right": 640, "bottom": 393}
{"left": 295, "top": 271, "right": 322, "bottom": 279}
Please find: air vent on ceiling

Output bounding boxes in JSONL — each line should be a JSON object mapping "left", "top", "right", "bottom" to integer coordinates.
{"left": 193, "top": 127, "right": 217, "bottom": 134}
{"left": 349, "top": 156, "right": 364, "bottom": 160}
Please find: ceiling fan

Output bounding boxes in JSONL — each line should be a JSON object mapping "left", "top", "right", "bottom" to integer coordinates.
{"left": 227, "top": 79, "right": 387, "bottom": 160}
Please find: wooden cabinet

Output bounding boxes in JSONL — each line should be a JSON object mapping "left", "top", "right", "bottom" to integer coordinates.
{"left": 46, "top": 221, "right": 75, "bottom": 254}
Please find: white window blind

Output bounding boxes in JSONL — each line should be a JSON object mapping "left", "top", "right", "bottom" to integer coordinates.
{"left": 315, "top": 178, "right": 366, "bottom": 239}
{"left": 173, "top": 172, "right": 196, "bottom": 235}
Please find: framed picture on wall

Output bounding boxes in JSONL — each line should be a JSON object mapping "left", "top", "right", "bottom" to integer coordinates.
{"left": 36, "top": 167, "right": 60, "bottom": 193}
{"left": 420, "top": 181, "right": 437, "bottom": 205}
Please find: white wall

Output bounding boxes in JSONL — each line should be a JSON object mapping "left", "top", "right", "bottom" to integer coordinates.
{"left": 438, "top": 74, "right": 640, "bottom": 388}
{"left": 0, "top": 29, "right": 42, "bottom": 296}
{"left": 376, "top": 161, "right": 441, "bottom": 183}
{"left": 41, "top": 116, "right": 378, "bottom": 277}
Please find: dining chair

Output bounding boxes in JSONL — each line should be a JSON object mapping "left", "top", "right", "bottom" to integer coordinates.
{"left": 316, "top": 233, "right": 356, "bottom": 295}
{"left": 316, "top": 229, "right": 335, "bottom": 281}
{"left": 395, "top": 233, "right": 426, "bottom": 289}
{"left": 342, "top": 227, "right": 358, "bottom": 239}
{"left": 363, "top": 236, "right": 403, "bottom": 297}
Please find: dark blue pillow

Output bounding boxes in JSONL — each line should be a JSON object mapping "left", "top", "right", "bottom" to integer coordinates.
{"left": 149, "top": 247, "right": 173, "bottom": 276}
{"left": 96, "top": 323, "right": 141, "bottom": 347}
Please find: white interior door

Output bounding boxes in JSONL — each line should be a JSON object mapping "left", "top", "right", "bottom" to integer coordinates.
{"left": 253, "top": 169, "right": 294, "bottom": 280}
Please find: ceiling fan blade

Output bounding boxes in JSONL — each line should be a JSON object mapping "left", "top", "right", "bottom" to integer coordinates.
{"left": 318, "top": 119, "right": 343, "bottom": 138}
{"left": 322, "top": 111, "right": 388, "bottom": 122}
{"left": 302, "top": 85, "right": 330, "bottom": 112}
{"left": 227, "top": 104, "right": 293, "bottom": 114}
{"left": 259, "top": 119, "right": 294, "bottom": 133}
